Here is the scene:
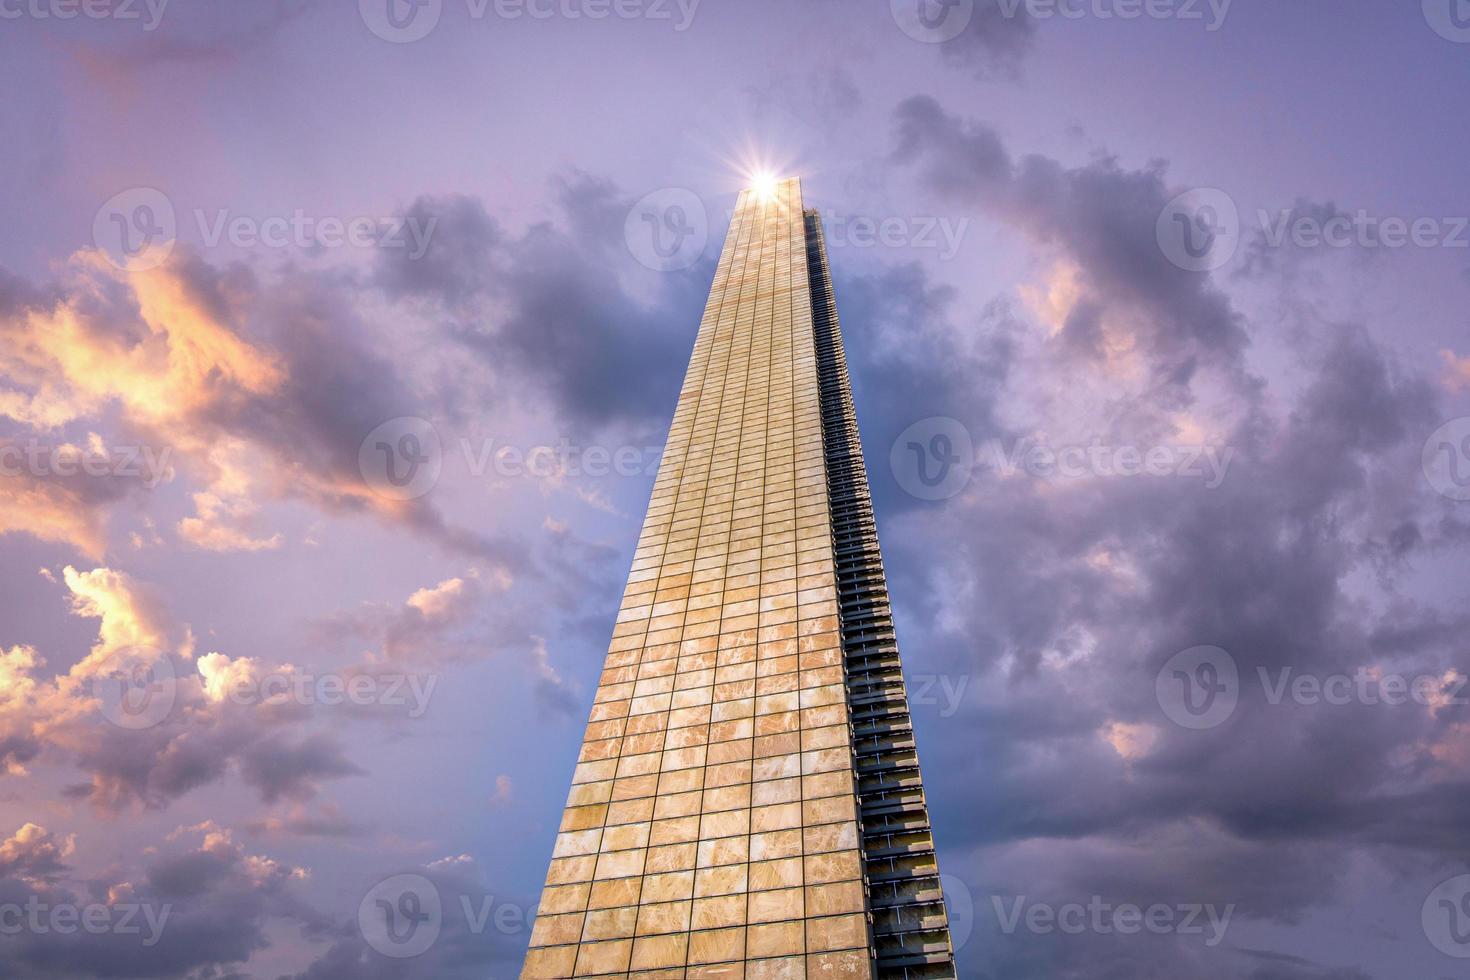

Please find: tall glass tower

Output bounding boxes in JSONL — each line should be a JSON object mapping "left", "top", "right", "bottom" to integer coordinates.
{"left": 522, "top": 178, "right": 955, "bottom": 979}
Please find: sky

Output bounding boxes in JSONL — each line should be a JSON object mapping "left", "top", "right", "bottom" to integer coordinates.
{"left": 2, "top": 0, "right": 1470, "bottom": 977}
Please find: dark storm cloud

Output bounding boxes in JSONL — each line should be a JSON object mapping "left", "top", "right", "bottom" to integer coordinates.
{"left": 238, "top": 733, "right": 364, "bottom": 804}
{"left": 892, "top": 94, "right": 1251, "bottom": 389}
{"left": 376, "top": 196, "right": 505, "bottom": 310}
{"left": 177, "top": 252, "right": 527, "bottom": 566}
{"left": 827, "top": 260, "right": 1020, "bottom": 517}
{"left": 376, "top": 177, "right": 704, "bottom": 431}
{"left": 81, "top": 722, "right": 233, "bottom": 809}
{"left": 862, "top": 93, "right": 1470, "bottom": 978}
{"left": 911, "top": 324, "right": 1452, "bottom": 824}
{"left": 56, "top": 700, "right": 341, "bottom": 813}
{"left": 887, "top": 315, "right": 1462, "bottom": 976}
{"left": 1235, "top": 198, "right": 1362, "bottom": 280}
{"left": 29, "top": 656, "right": 362, "bottom": 814}
{"left": 0, "top": 826, "right": 311, "bottom": 979}
{"left": 282, "top": 856, "right": 534, "bottom": 980}
{"left": 939, "top": 0, "right": 1040, "bottom": 78}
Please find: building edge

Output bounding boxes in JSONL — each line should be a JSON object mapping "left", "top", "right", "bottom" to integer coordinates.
{"left": 803, "top": 209, "right": 959, "bottom": 979}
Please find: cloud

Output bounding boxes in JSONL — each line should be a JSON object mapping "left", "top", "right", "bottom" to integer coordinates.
{"left": 311, "top": 568, "right": 511, "bottom": 666}
{"left": 243, "top": 803, "right": 365, "bottom": 840}
{"left": 376, "top": 177, "right": 702, "bottom": 431}
{"left": 0, "top": 646, "right": 45, "bottom": 775}
{"left": 237, "top": 733, "right": 363, "bottom": 805}
{"left": 0, "top": 566, "right": 377, "bottom": 812}
{"left": 61, "top": 563, "right": 170, "bottom": 676}
{"left": 938, "top": 0, "right": 1039, "bottom": 78}
{"left": 827, "top": 259, "right": 1020, "bottom": 516}
{"left": 305, "top": 570, "right": 585, "bottom": 721}
{"left": 530, "top": 635, "right": 577, "bottom": 717}
{"left": 280, "top": 855, "right": 533, "bottom": 980}
{"left": 891, "top": 94, "right": 1251, "bottom": 394}
{"left": 866, "top": 93, "right": 1470, "bottom": 980}
{"left": 0, "top": 824, "right": 75, "bottom": 882}
{"left": 72, "top": 0, "right": 311, "bottom": 79}
{"left": 1235, "top": 197, "right": 1363, "bottom": 280}
{"left": 488, "top": 774, "right": 512, "bottom": 808}
{"left": 1441, "top": 349, "right": 1470, "bottom": 391}
{"left": 0, "top": 822, "right": 313, "bottom": 979}
{"left": 0, "top": 249, "right": 525, "bottom": 567}
{"left": 0, "top": 437, "right": 162, "bottom": 558}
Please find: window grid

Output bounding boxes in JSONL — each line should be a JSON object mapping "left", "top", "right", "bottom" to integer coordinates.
{"left": 523, "top": 179, "right": 871, "bottom": 980}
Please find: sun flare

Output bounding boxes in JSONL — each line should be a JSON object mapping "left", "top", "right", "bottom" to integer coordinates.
{"left": 750, "top": 170, "right": 779, "bottom": 202}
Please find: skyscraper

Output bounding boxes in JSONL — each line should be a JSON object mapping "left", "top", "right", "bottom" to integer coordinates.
{"left": 522, "top": 178, "right": 955, "bottom": 979}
